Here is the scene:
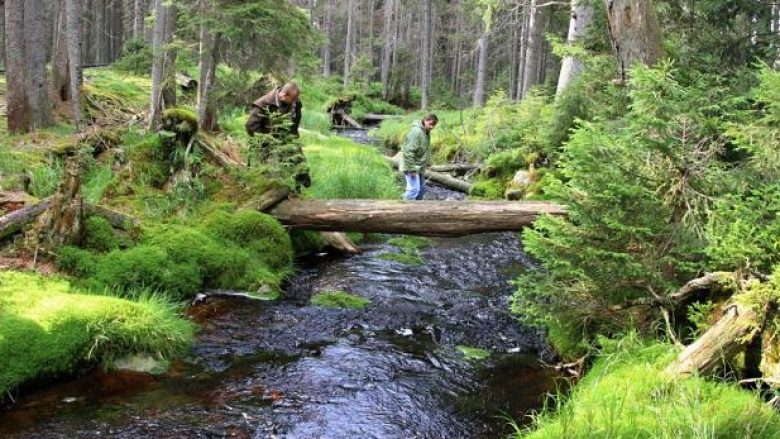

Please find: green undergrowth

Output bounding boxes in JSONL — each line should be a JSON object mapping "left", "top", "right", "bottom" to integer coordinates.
{"left": 57, "top": 207, "right": 293, "bottom": 300}
{"left": 0, "top": 271, "right": 194, "bottom": 396}
{"left": 303, "top": 132, "right": 400, "bottom": 200}
{"left": 518, "top": 334, "right": 780, "bottom": 439}
{"left": 310, "top": 290, "right": 371, "bottom": 309}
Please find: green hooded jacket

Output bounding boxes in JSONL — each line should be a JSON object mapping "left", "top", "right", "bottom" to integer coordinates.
{"left": 399, "top": 121, "right": 431, "bottom": 173}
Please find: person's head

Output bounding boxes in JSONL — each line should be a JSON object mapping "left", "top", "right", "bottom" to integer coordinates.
{"left": 279, "top": 81, "right": 300, "bottom": 104}
{"left": 422, "top": 113, "right": 438, "bottom": 131}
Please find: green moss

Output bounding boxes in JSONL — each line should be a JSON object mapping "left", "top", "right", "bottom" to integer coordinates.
{"left": 310, "top": 291, "right": 371, "bottom": 309}
{"left": 83, "top": 216, "right": 121, "bottom": 252}
{"left": 470, "top": 179, "right": 506, "bottom": 199}
{"left": 387, "top": 236, "right": 432, "bottom": 251}
{"left": 379, "top": 250, "right": 424, "bottom": 266}
{"left": 456, "top": 345, "right": 490, "bottom": 361}
{"left": 519, "top": 335, "right": 780, "bottom": 439}
{"left": 0, "top": 271, "right": 194, "bottom": 396}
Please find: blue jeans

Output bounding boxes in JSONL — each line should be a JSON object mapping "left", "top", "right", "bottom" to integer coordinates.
{"left": 403, "top": 171, "right": 425, "bottom": 200}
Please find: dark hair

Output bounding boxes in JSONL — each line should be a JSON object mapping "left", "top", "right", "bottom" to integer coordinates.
{"left": 423, "top": 113, "right": 438, "bottom": 124}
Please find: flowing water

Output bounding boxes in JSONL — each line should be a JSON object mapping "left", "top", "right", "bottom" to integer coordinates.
{"left": 0, "top": 129, "right": 562, "bottom": 439}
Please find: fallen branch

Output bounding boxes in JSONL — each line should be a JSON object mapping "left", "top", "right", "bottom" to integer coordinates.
{"left": 610, "top": 272, "right": 735, "bottom": 311}
{"left": 665, "top": 302, "right": 759, "bottom": 377}
{"left": 385, "top": 156, "right": 472, "bottom": 193}
{"left": 0, "top": 198, "right": 53, "bottom": 241}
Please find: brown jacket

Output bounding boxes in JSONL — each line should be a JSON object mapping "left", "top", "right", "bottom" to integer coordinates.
{"left": 245, "top": 88, "right": 302, "bottom": 137}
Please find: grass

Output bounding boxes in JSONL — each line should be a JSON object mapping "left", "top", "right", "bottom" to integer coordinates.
{"left": 387, "top": 236, "right": 432, "bottom": 251}
{"left": 456, "top": 345, "right": 490, "bottom": 361}
{"left": 310, "top": 290, "right": 371, "bottom": 309}
{"left": 0, "top": 271, "right": 194, "bottom": 395}
{"left": 303, "top": 132, "right": 401, "bottom": 200}
{"left": 517, "top": 333, "right": 780, "bottom": 439}
{"left": 378, "top": 250, "right": 424, "bottom": 266}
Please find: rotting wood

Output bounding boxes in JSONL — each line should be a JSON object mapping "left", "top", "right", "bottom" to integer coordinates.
{"left": 665, "top": 301, "right": 759, "bottom": 378}
{"left": 385, "top": 155, "right": 472, "bottom": 193}
{"left": 270, "top": 199, "right": 566, "bottom": 236}
{"left": 85, "top": 204, "right": 139, "bottom": 231}
{"left": 0, "top": 198, "right": 53, "bottom": 241}
{"left": 320, "top": 231, "right": 361, "bottom": 254}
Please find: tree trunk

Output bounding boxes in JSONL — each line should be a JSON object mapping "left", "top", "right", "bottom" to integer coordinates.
{"left": 270, "top": 199, "right": 567, "bottom": 236}
{"left": 24, "top": 0, "right": 53, "bottom": 130}
{"left": 420, "top": 0, "right": 432, "bottom": 109}
{"left": 148, "top": 0, "right": 165, "bottom": 130}
{"left": 94, "top": 0, "right": 106, "bottom": 64}
{"left": 665, "top": 302, "right": 759, "bottom": 378}
{"left": 51, "top": 0, "right": 70, "bottom": 106}
{"left": 521, "top": 0, "right": 547, "bottom": 99}
{"left": 132, "top": 0, "right": 144, "bottom": 40}
{"left": 473, "top": 30, "right": 488, "bottom": 107}
{"left": 5, "top": 0, "right": 31, "bottom": 133}
{"left": 321, "top": 0, "right": 332, "bottom": 77}
{"left": 380, "top": 0, "right": 394, "bottom": 100}
{"left": 161, "top": 2, "right": 177, "bottom": 109}
{"left": 66, "top": 0, "right": 83, "bottom": 126}
{"left": 343, "top": 0, "right": 355, "bottom": 87}
{"left": 604, "top": 0, "right": 663, "bottom": 82}
{"left": 516, "top": 1, "right": 530, "bottom": 100}
{"left": 556, "top": 0, "right": 594, "bottom": 96}
{"left": 196, "top": 0, "right": 220, "bottom": 133}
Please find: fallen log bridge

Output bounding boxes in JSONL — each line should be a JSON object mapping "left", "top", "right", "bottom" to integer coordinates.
{"left": 270, "top": 199, "right": 566, "bottom": 236}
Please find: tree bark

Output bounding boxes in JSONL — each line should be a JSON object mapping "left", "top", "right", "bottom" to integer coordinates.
{"left": 665, "top": 302, "right": 759, "bottom": 378}
{"left": 270, "top": 199, "right": 567, "bottom": 236}
{"left": 51, "top": 0, "right": 70, "bottom": 106}
{"left": 196, "top": 3, "right": 220, "bottom": 134}
{"left": 343, "top": 0, "right": 355, "bottom": 87}
{"left": 556, "top": 0, "right": 594, "bottom": 97}
{"left": 420, "top": 0, "right": 432, "bottom": 109}
{"left": 148, "top": 0, "right": 165, "bottom": 130}
{"left": 66, "top": 0, "right": 83, "bottom": 126}
{"left": 521, "top": 0, "right": 548, "bottom": 99}
{"left": 5, "top": 0, "right": 31, "bottom": 133}
{"left": 132, "top": 0, "right": 144, "bottom": 40}
{"left": 473, "top": 30, "right": 488, "bottom": 107}
{"left": 380, "top": 0, "right": 394, "bottom": 100}
{"left": 161, "top": 2, "right": 177, "bottom": 109}
{"left": 24, "top": 0, "right": 53, "bottom": 129}
{"left": 322, "top": 0, "right": 332, "bottom": 77}
{"left": 604, "top": 0, "right": 663, "bottom": 82}
{"left": 0, "top": 198, "right": 53, "bottom": 241}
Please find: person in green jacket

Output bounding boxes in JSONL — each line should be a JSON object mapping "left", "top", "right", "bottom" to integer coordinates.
{"left": 399, "top": 113, "right": 438, "bottom": 200}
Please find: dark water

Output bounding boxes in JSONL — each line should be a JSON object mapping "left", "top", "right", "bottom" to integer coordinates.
{"left": 0, "top": 129, "right": 561, "bottom": 439}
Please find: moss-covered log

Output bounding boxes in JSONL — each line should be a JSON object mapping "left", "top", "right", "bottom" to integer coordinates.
{"left": 270, "top": 199, "right": 566, "bottom": 236}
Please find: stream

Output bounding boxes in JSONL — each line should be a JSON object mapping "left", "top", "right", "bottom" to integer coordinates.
{"left": 0, "top": 129, "right": 562, "bottom": 439}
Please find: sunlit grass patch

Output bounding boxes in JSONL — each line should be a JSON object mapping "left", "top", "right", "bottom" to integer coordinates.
{"left": 310, "top": 290, "right": 371, "bottom": 309}
{"left": 0, "top": 271, "right": 194, "bottom": 396}
{"left": 517, "top": 334, "right": 780, "bottom": 439}
{"left": 303, "top": 134, "right": 400, "bottom": 200}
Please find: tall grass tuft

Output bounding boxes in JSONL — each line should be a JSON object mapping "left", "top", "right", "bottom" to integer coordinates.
{"left": 304, "top": 134, "right": 400, "bottom": 200}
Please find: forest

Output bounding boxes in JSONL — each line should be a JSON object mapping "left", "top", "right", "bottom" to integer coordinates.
{"left": 3, "top": 0, "right": 780, "bottom": 437}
